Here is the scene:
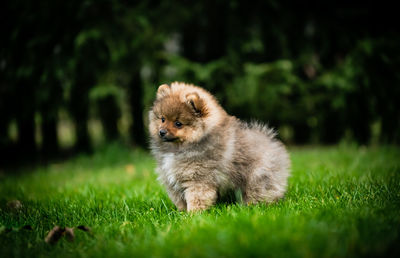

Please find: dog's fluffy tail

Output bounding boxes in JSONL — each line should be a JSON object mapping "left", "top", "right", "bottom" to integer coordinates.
{"left": 241, "top": 120, "right": 277, "bottom": 139}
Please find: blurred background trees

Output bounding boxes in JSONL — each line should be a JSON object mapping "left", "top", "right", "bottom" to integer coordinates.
{"left": 1, "top": 0, "right": 399, "bottom": 165}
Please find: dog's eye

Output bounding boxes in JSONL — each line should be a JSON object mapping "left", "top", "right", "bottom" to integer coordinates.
{"left": 174, "top": 121, "right": 183, "bottom": 128}
{"left": 161, "top": 117, "right": 165, "bottom": 123}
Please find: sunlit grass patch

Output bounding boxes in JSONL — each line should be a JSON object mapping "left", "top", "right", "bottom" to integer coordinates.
{"left": 1, "top": 144, "right": 399, "bottom": 257}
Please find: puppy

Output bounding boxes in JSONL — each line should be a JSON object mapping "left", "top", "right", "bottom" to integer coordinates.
{"left": 149, "top": 82, "right": 290, "bottom": 211}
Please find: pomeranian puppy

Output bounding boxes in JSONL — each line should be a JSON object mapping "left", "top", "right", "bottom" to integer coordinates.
{"left": 149, "top": 82, "right": 290, "bottom": 211}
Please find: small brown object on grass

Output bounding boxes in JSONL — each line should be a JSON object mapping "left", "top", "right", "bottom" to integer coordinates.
{"left": 45, "top": 225, "right": 91, "bottom": 244}
{"left": 64, "top": 227, "right": 75, "bottom": 242}
{"left": 22, "top": 225, "right": 33, "bottom": 230}
{"left": 45, "top": 226, "right": 65, "bottom": 244}
{"left": 7, "top": 200, "right": 22, "bottom": 211}
{"left": 77, "top": 225, "right": 91, "bottom": 232}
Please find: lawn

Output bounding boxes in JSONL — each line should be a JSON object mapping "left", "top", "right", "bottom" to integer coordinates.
{"left": 1, "top": 143, "right": 399, "bottom": 257}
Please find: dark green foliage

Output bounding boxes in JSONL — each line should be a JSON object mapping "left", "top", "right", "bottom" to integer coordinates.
{"left": 0, "top": 0, "right": 399, "bottom": 164}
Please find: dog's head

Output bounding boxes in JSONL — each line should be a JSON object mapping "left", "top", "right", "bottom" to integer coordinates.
{"left": 149, "top": 83, "right": 212, "bottom": 145}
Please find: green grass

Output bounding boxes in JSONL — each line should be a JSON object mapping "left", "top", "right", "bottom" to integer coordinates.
{"left": 1, "top": 143, "right": 399, "bottom": 257}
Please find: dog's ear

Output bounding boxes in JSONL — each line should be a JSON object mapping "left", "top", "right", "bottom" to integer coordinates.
{"left": 157, "top": 84, "right": 171, "bottom": 99}
{"left": 185, "top": 92, "right": 207, "bottom": 116}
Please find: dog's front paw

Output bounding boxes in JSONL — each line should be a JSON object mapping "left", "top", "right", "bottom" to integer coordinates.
{"left": 185, "top": 184, "right": 217, "bottom": 212}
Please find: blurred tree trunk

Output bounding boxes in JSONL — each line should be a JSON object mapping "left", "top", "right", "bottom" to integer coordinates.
{"left": 347, "top": 92, "right": 371, "bottom": 145}
{"left": 70, "top": 69, "right": 92, "bottom": 153}
{"left": 16, "top": 82, "right": 36, "bottom": 156}
{"left": 98, "top": 95, "right": 120, "bottom": 141}
{"left": 378, "top": 93, "right": 400, "bottom": 144}
{"left": 40, "top": 76, "right": 61, "bottom": 156}
{"left": 292, "top": 123, "right": 311, "bottom": 144}
{"left": 41, "top": 112, "right": 59, "bottom": 156}
{"left": 16, "top": 114, "right": 36, "bottom": 154}
{"left": 0, "top": 119, "right": 7, "bottom": 147}
{"left": 71, "top": 38, "right": 109, "bottom": 150}
{"left": 180, "top": 0, "right": 229, "bottom": 105}
{"left": 203, "top": 0, "right": 227, "bottom": 62}
{"left": 181, "top": 0, "right": 227, "bottom": 63}
{"left": 182, "top": 21, "right": 199, "bottom": 62}
{"left": 319, "top": 110, "right": 345, "bottom": 144}
{"left": 381, "top": 112, "right": 400, "bottom": 144}
{"left": 0, "top": 95, "right": 10, "bottom": 151}
{"left": 128, "top": 69, "right": 146, "bottom": 147}
{"left": 366, "top": 44, "right": 400, "bottom": 144}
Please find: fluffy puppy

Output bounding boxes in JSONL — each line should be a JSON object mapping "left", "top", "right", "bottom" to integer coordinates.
{"left": 149, "top": 82, "right": 290, "bottom": 211}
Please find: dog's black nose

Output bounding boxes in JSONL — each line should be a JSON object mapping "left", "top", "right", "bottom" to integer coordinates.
{"left": 159, "top": 129, "right": 167, "bottom": 137}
